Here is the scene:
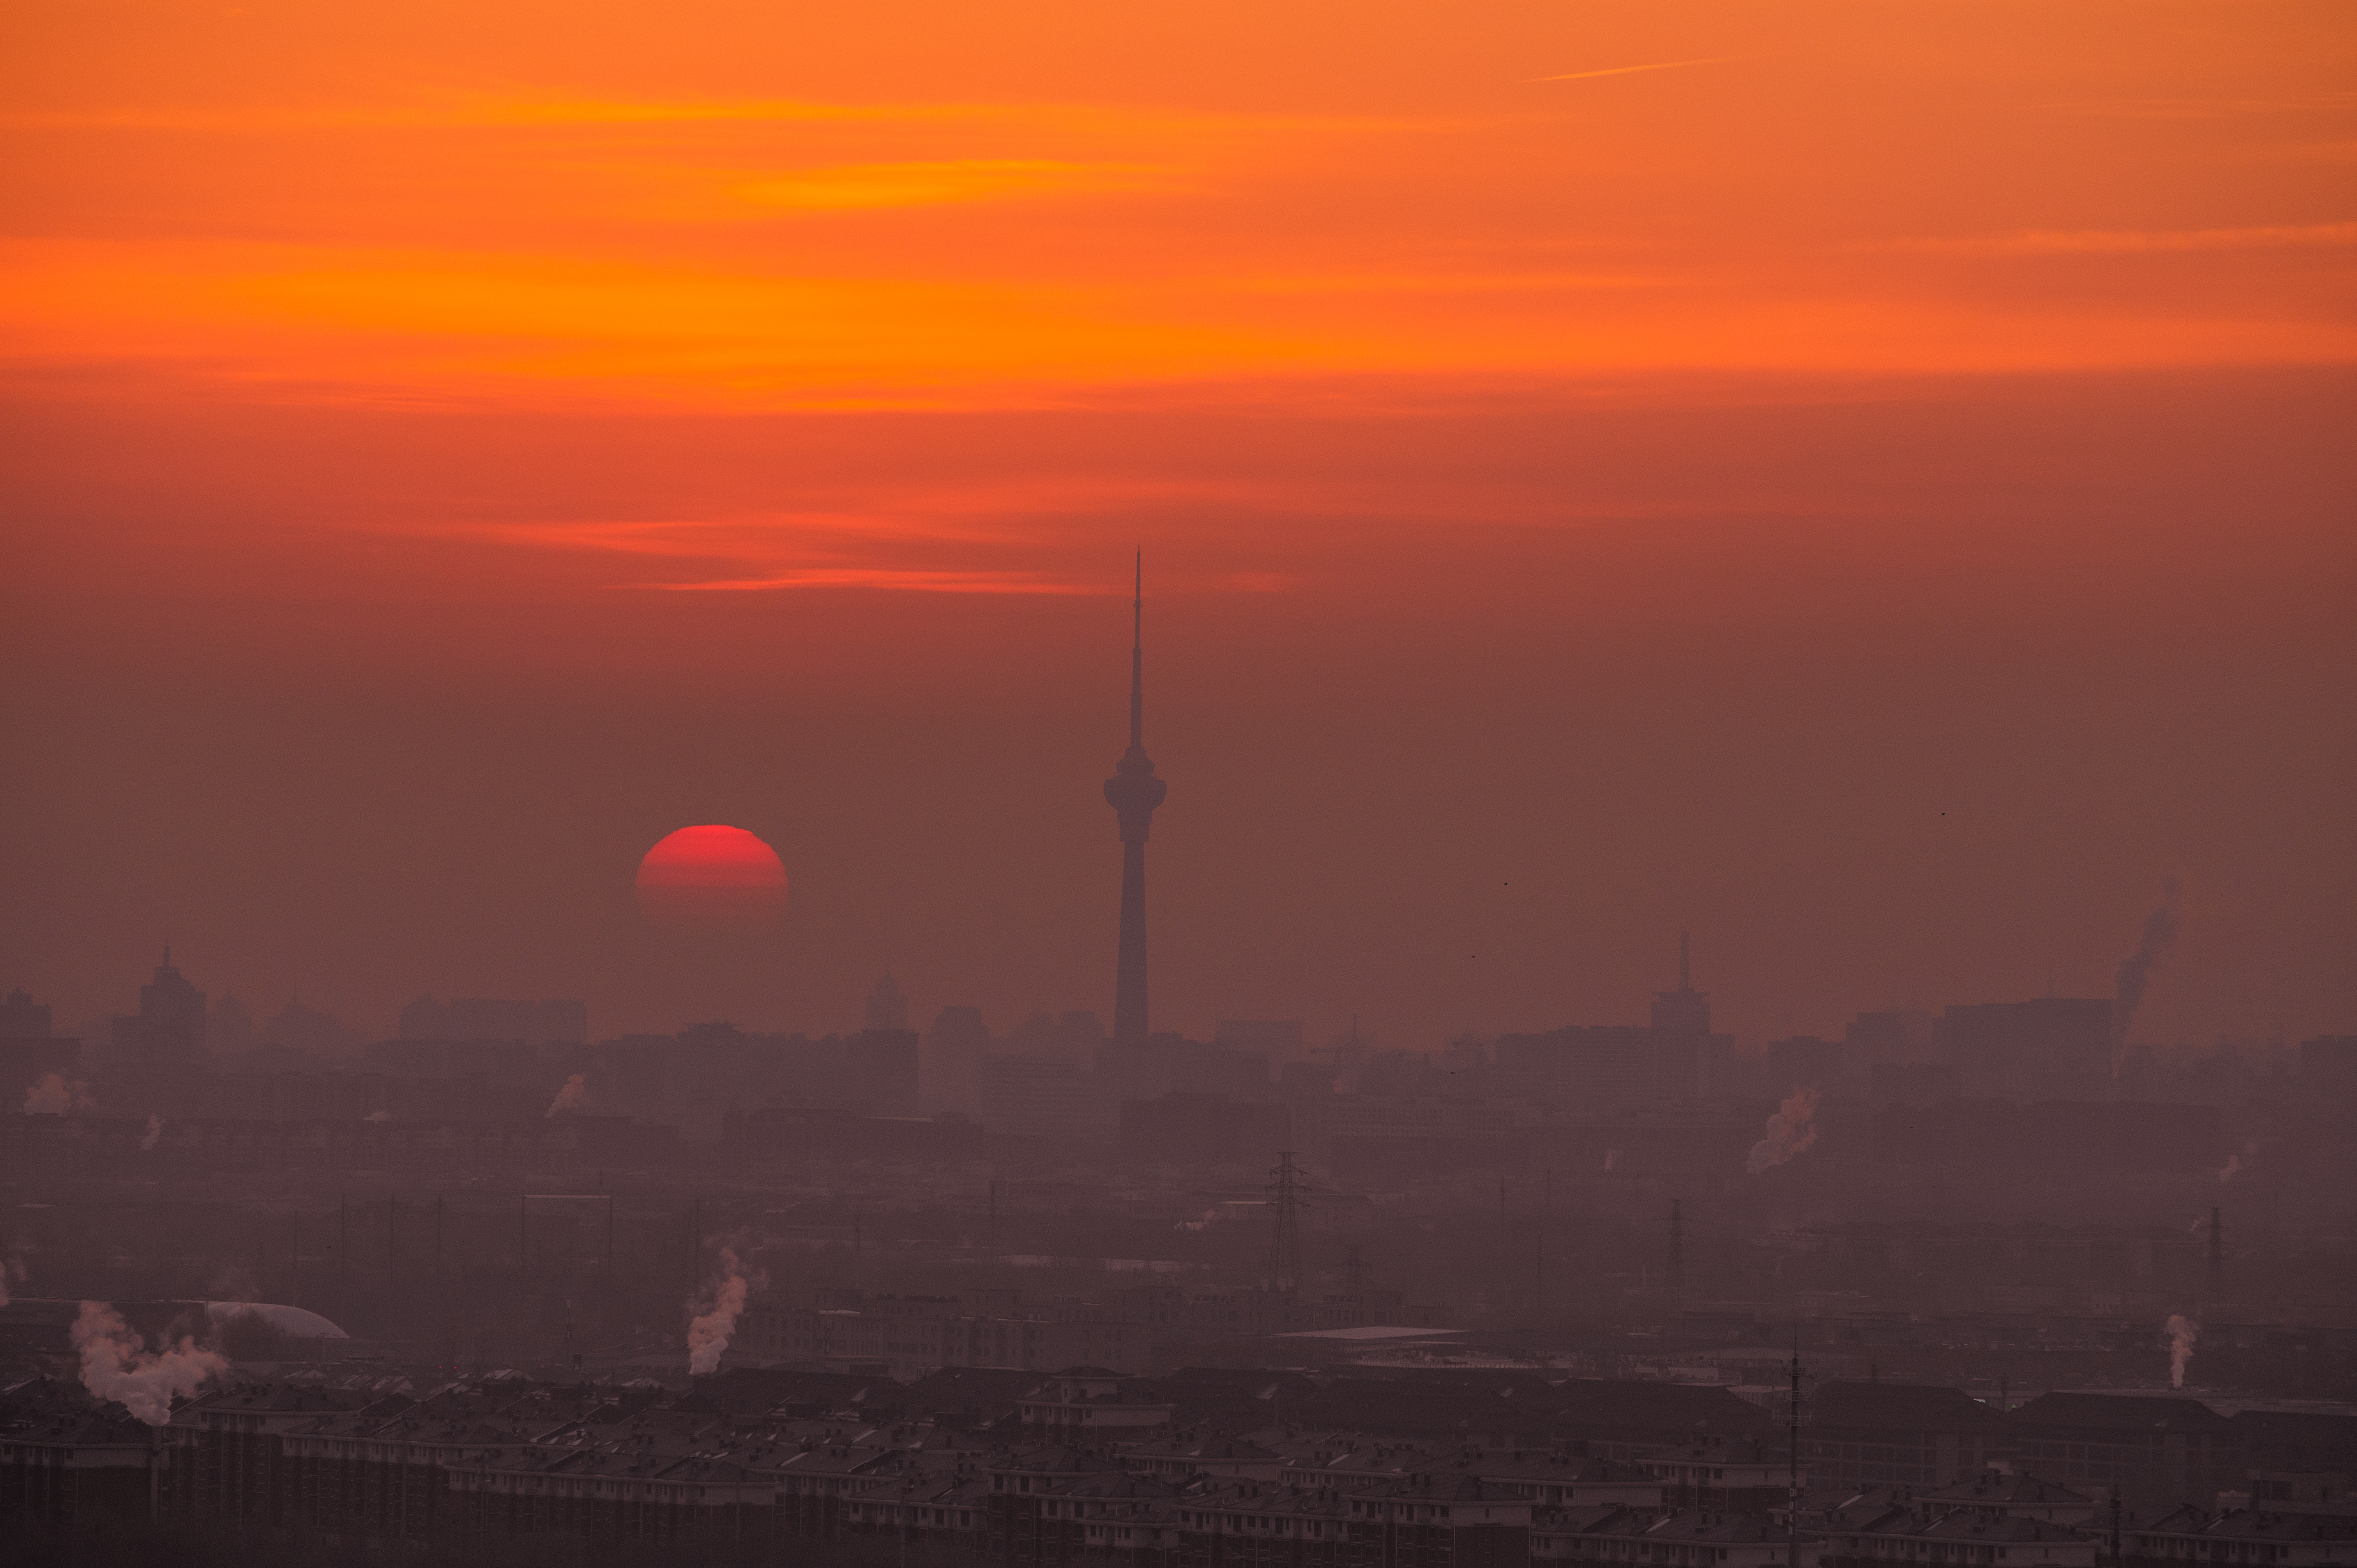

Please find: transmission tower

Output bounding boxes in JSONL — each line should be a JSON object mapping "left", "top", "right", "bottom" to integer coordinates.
{"left": 1266, "top": 1152, "right": 1305, "bottom": 1294}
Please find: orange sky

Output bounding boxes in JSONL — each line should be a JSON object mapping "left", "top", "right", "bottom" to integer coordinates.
{"left": 4, "top": 1, "right": 2353, "bottom": 1049}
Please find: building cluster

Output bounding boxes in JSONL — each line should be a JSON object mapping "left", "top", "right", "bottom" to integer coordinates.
{"left": 11, "top": 954, "right": 2353, "bottom": 1202}
{"left": 5, "top": 1361, "right": 2353, "bottom": 1565}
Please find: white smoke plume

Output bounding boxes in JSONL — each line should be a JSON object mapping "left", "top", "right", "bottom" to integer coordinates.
{"left": 141, "top": 1115, "right": 165, "bottom": 1152}
{"left": 72, "top": 1300, "right": 230, "bottom": 1425}
{"left": 2166, "top": 1313, "right": 2200, "bottom": 1389}
{"left": 546, "top": 1074, "right": 592, "bottom": 1118}
{"left": 2218, "top": 1140, "right": 2257, "bottom": 1185}
{"left": 686, "top": 1247, "right": 760, "bottom": 1375}
{"left": 1604, "top": 1149, "right": 1620, "bottom": 1173}
{"left": 363, "top": 1109, "right": 391, "bottom": 1122}
{"left": 2112, "top": 876, "right": 2184, "bottom": 1073}
{"left": 23, "top": 1072, "right": 95, "bottom": 1115}
{"left": 1747, "top": 1088, "right": 1822, "bottom": 1175}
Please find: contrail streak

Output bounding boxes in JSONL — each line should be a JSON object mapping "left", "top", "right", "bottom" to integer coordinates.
{"left": 1533, "top": 57, "right": 1742, "bottom": 83}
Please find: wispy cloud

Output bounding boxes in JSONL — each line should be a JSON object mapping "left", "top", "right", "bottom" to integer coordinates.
{"left": 1532, "top": 57, "right": 1742, "bottom": 84}
{"left": 1897, "top": 221, "right": 2357, "bottom": 255}
{"left": 644, "top": 568, "right": 1106, "bottom": 593}
{"left": 0, "top": 95, "right": 1411, "bottom": 138}
{"left": 737, "top": 159, "right": 1163, "bottom": 210}
{"left": 2037, "top": 94, "right": 2357, "bottom": 121}
{"left": 425, "top": 512, "right": 1125, "bottom": 595}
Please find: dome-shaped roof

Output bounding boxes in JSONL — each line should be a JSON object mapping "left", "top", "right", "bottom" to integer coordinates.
{"left": 204, "top": 1301, "right": 350, "bottom": 1339}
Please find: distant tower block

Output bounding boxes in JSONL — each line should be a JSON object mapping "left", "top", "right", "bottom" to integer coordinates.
{"left": 865, "top": 973, "right": 909, "bottom": 1031}
{"left": 1266, "top": 1152, "right": 1304, "bottom": 1296}
{"left": 1103, "top": 553, "right": 1168, "bottom": 1047}
{"left": 1651, "top": 931, "right": 1712, "bottom": 1035}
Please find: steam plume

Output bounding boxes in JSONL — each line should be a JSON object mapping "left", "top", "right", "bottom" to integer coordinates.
{"left": 72, "top": 1300, "right": 229, "bottom": 1425}
{"left": 2166, "top": 1313, "right": 2200, "bottom": 1389}
{"left": 1747, "top": 1087, "right": 1821, "bottom": 1175}
{"left": 23, "top": 1072, "right": 95, "bottom": 1115}
{"left": 546, "top": 1074, "right": 592, "bottom": 1118}
{"left": 2218, "top": 1155, "right": 2241, "bottom": 1184}
{"left": 686, "top": 1247, "right": 755, "bottom": 1374}
{"left": 2112, "top": 876, "right": 2183, "bottom": 1072}
{"left": 141, "top": 1115, "right": 164, "bottom": 1151}
{"left": 363, "top": 1109, "right": 391, "bottom": 1122}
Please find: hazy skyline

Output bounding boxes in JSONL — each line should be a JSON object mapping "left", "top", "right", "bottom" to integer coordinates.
{"left": 4, "top": 1, "right": 2352, "bottom": 1051}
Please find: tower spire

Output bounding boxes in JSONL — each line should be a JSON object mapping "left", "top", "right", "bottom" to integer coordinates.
{"left": 1104, "top": 551, "right": 1169, "bottom": 1047}
{"left": 1130, "top": 549, "right": 1144, "bottom": 750}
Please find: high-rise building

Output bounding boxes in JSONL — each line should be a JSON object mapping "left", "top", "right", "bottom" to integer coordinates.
{"left": 1102, "top": 553, "right": 1168, "bottom": 1047}
{"left": 845, "top": 1026, "right": 920, "bottom": 1117}
{"left": 110, "top": 947, "right": 206, "bottom": 1063}
{"left": 0, "top": 989, "right": 52, "bottom": 1037}
{"left": 1216, "top": 1020, "right": 1305, "bottom": 1065}
{"left": 1650, "top": 931, "right": 1711, "bottom": 1035}
{"left": 864, "top": 973, "right": 910, "bottom": 1031}
{"left": 1935, "top": 998, "right": 2111, "bottom": 1097}
{"left": 210, "top": 992, "right": 256, "bottom": 1053}
{"left": 925, "top": 1005, "right": 991, "bottom": 1112}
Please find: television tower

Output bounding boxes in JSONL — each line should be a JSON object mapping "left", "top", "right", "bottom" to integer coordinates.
{"left": 1104, "top": 552, "right": 1168, "bottom": 1046}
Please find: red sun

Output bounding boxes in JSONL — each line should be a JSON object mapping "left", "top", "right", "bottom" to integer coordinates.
{"left": 635, "top": 825, "right": 788, "bottom": 925}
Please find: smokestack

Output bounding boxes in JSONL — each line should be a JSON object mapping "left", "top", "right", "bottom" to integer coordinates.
{"left": 2111, "top": 876, "right": 2183, "bottom": 1073}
